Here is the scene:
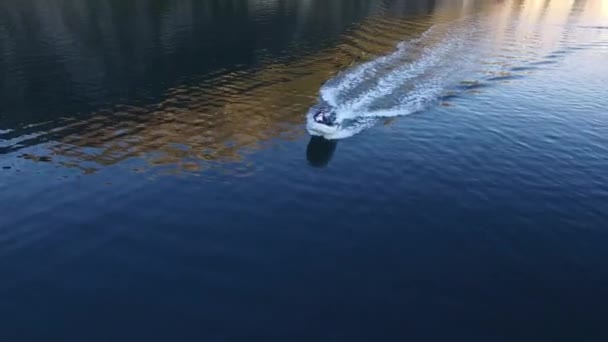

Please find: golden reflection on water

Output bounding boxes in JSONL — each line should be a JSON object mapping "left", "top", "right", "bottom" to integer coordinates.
{"left": 584, "top": 0, "right": 608, "bottom": 22}
{"left": 13, "top": 0, "right": 608, "bottom": 174}
{"left": 44, "top": 17, "right": 436, "bottom": 174}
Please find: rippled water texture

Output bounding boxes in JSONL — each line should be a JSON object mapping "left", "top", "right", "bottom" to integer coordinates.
{"left": 1, "top": 0, "right": 608, "bottom": 341}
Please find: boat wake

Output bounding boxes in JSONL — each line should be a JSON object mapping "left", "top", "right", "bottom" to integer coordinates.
{"left": 307, "top": 19, "right": 483, "bottom": 139}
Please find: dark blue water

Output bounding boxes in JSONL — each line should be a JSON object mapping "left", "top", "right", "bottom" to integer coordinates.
{"left": 2, "top": 0, "right": 608, "bottom": 340}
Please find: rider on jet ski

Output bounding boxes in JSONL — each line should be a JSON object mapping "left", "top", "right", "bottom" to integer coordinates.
{"left": 313, "top": 105, "right": 337, "bottom": 126}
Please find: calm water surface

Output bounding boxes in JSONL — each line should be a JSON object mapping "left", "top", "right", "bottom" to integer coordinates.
{"left": 2, "top": 0, "right": 608, "bottom": 340}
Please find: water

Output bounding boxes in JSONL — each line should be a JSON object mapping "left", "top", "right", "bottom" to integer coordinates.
{"left": 1, "top": 0, "right": 608, "bottom": 340}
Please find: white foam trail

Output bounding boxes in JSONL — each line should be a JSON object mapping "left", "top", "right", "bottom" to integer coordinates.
{"left": 308, "top": 18, "right": 484, "bottom": 139}
{"left": 320, "top": 30, "right": 433, "bottom": 107}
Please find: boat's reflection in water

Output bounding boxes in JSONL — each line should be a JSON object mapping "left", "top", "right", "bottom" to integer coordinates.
{"left": 306, "top": 136, "right": 338, "bottom": 168}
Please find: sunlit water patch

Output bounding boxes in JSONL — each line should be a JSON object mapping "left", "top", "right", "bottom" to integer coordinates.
{"left": 306, "top": 1, "right": 608, "bottom": 139}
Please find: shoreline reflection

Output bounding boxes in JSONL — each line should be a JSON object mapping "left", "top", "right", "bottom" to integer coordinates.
{"left": 1, "top": 0, "right": 606, "bottom": 174}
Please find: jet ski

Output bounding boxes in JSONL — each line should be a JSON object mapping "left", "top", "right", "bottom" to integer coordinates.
{"left": 307, "top": 104, "right": 340, "bottom": 136}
